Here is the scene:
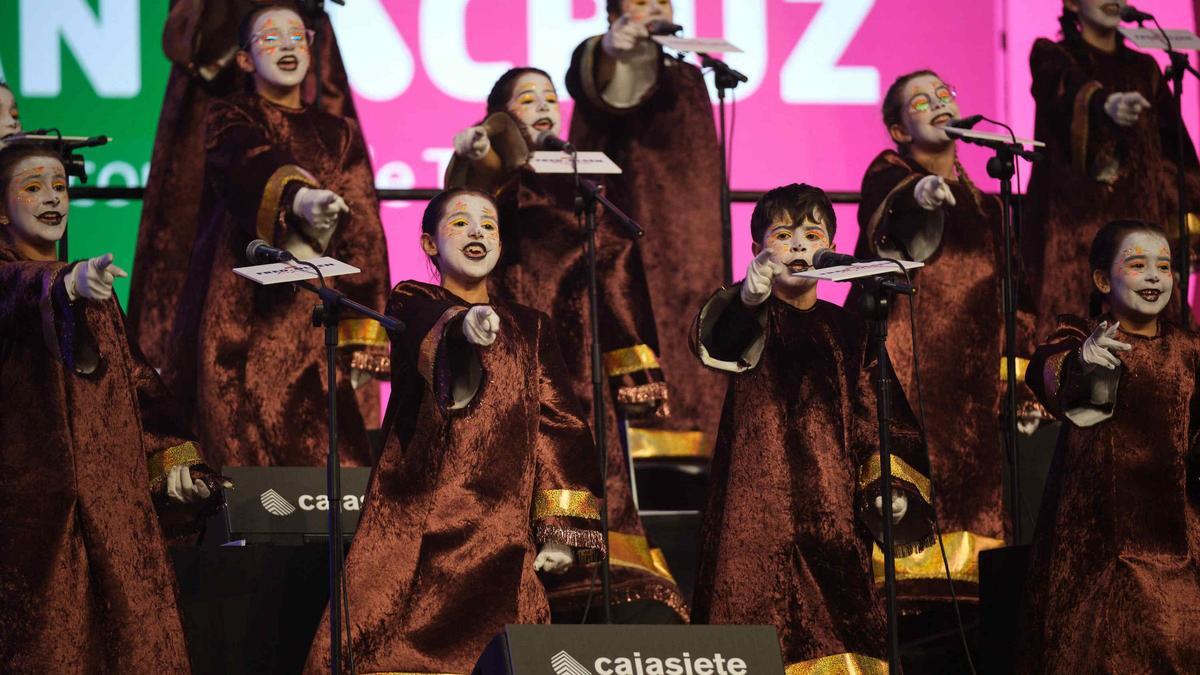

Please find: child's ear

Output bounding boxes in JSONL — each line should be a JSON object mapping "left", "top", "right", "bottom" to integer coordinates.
{"left": 420, "top": 232, "right": 438, "bottom": 258}
{"left": 1093, "top": 269, "right": 1111, "bottom": 294}
{"left": 235, "top": 50, "right": 256, "bottom": 74}
{"left": 888, "top": 123, "right": 911, "bottom": 146}
{"left": 751, "top": 241, "right": 762, "bottom": 257}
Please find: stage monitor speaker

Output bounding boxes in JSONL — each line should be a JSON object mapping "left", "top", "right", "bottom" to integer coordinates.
{"left": 220, "top": 466, "right": 372, "bottom": 544}
{"left": 472, "top": 625, "right": 784, "bottom": 675}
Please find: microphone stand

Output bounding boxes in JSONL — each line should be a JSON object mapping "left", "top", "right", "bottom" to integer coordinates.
{"left": 857, "top": 273, "right": 916, "bottom": 675}
{"left": 699, "top": 53, "right": 747, "bottom": 284}
{"left": 568, "top": 148, "right": 644, "bottom": 624}
{"left": 290, "top": 272, "right": 402, "bottom": 675}
{"left": 953, "top": 131, "right": 1040, "bottom": 543}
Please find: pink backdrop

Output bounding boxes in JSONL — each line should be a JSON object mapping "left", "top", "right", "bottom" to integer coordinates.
{"left": 325, "top": 0, "right": 1199, "bottom": 308}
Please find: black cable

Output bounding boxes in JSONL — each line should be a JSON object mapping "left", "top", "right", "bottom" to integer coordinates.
{"left": 728, "top": 88, "right": 737, "bottom": 184}
{"left": 880, "top": 257, "right": 978, "bottom": 675}
{"left": 298, "top": 259, "right": 328, "bottom": 288}
{"left": 578, "top": 558, "right": 602, "bottom": 624}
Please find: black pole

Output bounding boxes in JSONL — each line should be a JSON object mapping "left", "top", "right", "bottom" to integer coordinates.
{"left": 717, "top": 85, "right": 732, "bottom": 284}
{"left": 987, "top": 147, "right": 1023, "bottom": 543}
{"left": 1169, "top": 53, "right": 1190, "bottom": 326}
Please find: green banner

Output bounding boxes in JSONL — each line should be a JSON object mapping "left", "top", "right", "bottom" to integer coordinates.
{"left": 0, "top": 0, "right": 169, "bottom": 304}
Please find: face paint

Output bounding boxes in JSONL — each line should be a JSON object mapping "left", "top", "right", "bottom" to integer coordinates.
{"left": 506, "top": 73, "right": 562, "bottom": 143}
{"left": 1, "top": 156, "right": 69, "bottom": 251}
{"left": 1074, "top": 0, "right": 1125, "bottom": 31}
{"left": 621, "top": 0, "right": 674, "bottom": 24}
{"left": 760, "top": 215, "right": 831, "bottom": 292}
{"left": 0, "top": 87, "right": 21, "bottom": 139}
{"left": 896, "top": 74, "right": 960, "bottom": 150}
{"left": 246, "top": 9, "right": 311, "bottom": 92}
{"left": 1105, "top": 231, "right": 1173, "bottom": 322}
{"left": 432, "top": 193, "right": 501, "bottom": 285}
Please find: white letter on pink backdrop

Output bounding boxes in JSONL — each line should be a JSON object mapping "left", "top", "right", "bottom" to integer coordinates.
{"left": 421, "top": 0, "right": 512, "bottom": 102}
{"left": 781, "top": 0, "right": 878, "bottom": 104}
{"left": 328, "top": 0, "right": 414, "bottom": 101}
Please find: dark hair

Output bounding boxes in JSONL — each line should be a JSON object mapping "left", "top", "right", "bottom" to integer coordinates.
{"left": 606, "top": 0, "right": 622, "bottom": 18}
{"left": 1087, "top": 218, "right": 1169, "bottom": 316}
{"left": 0, "top": 145, "right": 64, "bottom": 197}
{"left": 1059, "top": 6, "right": 1082, "bottom": 42}
{"left": 881, "top": 69, "right": 938, "bottom": 134}
{"left": 750, "top": 183, "right": 837, "bottom": 245}
{"left": 238, "top": 3, "right": 305, "bottom": 50}
{"left": 485, "top": 67, "right": 554, "bottom": 116}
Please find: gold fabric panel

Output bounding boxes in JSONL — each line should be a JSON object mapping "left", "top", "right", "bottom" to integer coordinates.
{"left": 532, "top": 489, "right": 600, "bottom": 521}
{"left": 338, "top": 318, "right": 390, "bottom": 348}
{"left": 147, "top": 441, "right": 204, "bottom": 491}
{"left": 998, "top": 356, "right": 1029, "bottom": 384}
{"left": 255, "top": 164, "right": 318, "bottom": 243}
{"left": 602, "top": 344, "right": 662, "bottom": 377}
{"left": 871, "top": 530, "right": 1005, "bottom": 585}
{"left": 626, "top": 426, "right": 709, "bottom": 459}
{"left": 350, "top": 350, "right": 391, "bottom": 377}
{"left": 608, "top": 531, "right": 678, "bottom": 583}
{"left": 615, "top": 381, "right": 669, "bottom": 406}
{"left": 785, "top": 653, "right": 888, "bottom": 675}
{"left": 1071, "top": 81, "right": 1103, "bottom": 176}
{"left": 858, "top": 454, "right": 932, "bottom": 505}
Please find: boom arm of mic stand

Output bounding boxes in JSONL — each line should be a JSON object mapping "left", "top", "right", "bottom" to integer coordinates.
{"left": 577, "top": 178, "right": 645, "bottom": 238}
{"left": 698, "top": 53, "right": 748, "bottom": 85}
{"left": 293, "top": 280, "right": 404, "bottom": 334}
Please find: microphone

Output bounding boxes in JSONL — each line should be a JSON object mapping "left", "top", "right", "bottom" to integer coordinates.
{"left": 646, "top": 20, "right": 684, "bottom": 36}
{"left": 811, "top": 249, "right": 862, "bottom": 269}
{"left": 1120, "top": 5, "right": 1155, "bottom": 22}
{"left": 945, "top": 114, "right": 984, "bottom": 129}
{"left": 245, "top": 239, "right": 296, "bottom": 264}
{"left": 6, "top": 133, "right": 111, "bottom": 149}
{"left": 536, "top": 131, "right": 576, "bottom": 154}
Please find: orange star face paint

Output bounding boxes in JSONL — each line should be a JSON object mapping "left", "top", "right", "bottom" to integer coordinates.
{"left": 1107, "top": 231, "right": 1172, "bottom": 321}
{"left": 505, "top": 73, "right": 561, "bottom": 145}
{"left": 2, "top": 155, "right": 68, "bottom": 255}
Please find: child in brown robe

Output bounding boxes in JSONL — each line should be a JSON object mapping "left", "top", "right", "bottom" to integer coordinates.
{"left": 305, "top": 188, "right": 605, "bottom": 674}
{"left": 691, "top": 183, "right": 934, "bottom": 672}
{"left": 0, "top": 143, "right": 223, "bottom": 672}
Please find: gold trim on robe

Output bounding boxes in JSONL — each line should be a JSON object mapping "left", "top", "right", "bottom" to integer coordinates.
{"left": 338, "top": 318, "right": 390, "bottom": 348}
{"left": 608, "top": 531, "right": 678, "bottom": 583}
{"left": 417, "top": 306, "right": 467, "bottom": 386}
{"left": 858, "top": 454, "right": 932, "bottom": 505}
{"left": 602, "top": 344, "right": 662, "bottom": 377}
{"left": 532, "top": 489, "right": 601, "bottom": 521}
{"left": 255, "top": 164, "right": 319, "bottom": 243}
{"left": 872, "top": 530, "right": 1005, "bottom": 586}
{"left": 626, "top": 426, "right": 709, "bottom": 459}
{"left": 350, "top": 350, "right": 391, "bottom": 377}
{"left": 147, "top": 441, "right": 205, "bottom": 491}
{"left": 615, "top": 381, "right": 669, "bottom": 407}
{"left": 1071, "top": 81, "right": 1104, "bottom": 176}
{"left": 785, "top": 653, "right": 889, "bottom": 675}
{"left": 999, "top": 356, "right": 1030, "bottom": 384}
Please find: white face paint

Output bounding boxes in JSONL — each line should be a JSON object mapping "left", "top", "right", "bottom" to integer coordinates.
{"left": 1, "top": 156, "right": 69, "bottom": 250}
{"left": 893, "top": 74, "right": 961, "bottom": 150}
{"left": 245, "top": 8, "right": 311, "bottom": 92}
{"left": 1072, "top": 0, "right": 1125, "bottom": 32}
{"left": 506, "top": 73, "right": 562, "bottom": 144}
{"left": 618, "top": 0, "right": 674, "bottom": 24}
{"left": 0, "top": 87, "right": 21, "bottom": 139}
{"left": 759, "top": 215, "right": 832, "bottom": 293}
{"left": 429, "top": 193, "right": 501, "bottom": 285}
{"left": 1103, "top": 231, "right": 1173, "bottom": 322}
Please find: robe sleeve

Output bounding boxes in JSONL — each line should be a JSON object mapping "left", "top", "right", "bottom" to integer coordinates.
{"left": 858, "top": 151, "right": 944, "bottom": 262}
{"left": 204, "top": 98, "right": 321, "bottom": 246}
{"left": 530, "top": 311, "right": 606, "bottom": 557}
{"left": 566, "top": 35, "right": 665, "bottom": 114}
{"left": 384, "top": 281, "right": 481, "bottom": 412}
{"left": 689, "top": 285, "right": 769, "bottom": 373}
{"left": 162, "top": 0, "right": 242, "bottom": 78}
{"left": 853, "top": 340, "right": 936, "bottom": 556}
{"left": 0, "top": 257, "right": 73, "bottom": 362}
{"left": 1026, "top": 315, "right": 1123, "bottom": 428}
{"left": 1030, "top": 38, "right": 1124, "bottom": 179}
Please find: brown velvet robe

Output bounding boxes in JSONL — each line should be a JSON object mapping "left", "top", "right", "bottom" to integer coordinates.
{"left": 129, "top": 0, "right": 359, "bottom": 370}
{"left": 566, "top": 37, "right": 726, "bottom": 461}
{"left": 852, "top": 150, "right": 1037, "bottom": 595}
{"left": 690, "top": 288, "right": 934, "bottom": 672}
{"left": 304, "top": 282, "right": 605, "bottom": 674}
{"left": 0, "top": 245, "right": 217, "bottom": 672}
{"left": 164, "top": 92, "right": 388, "bottom": 468}
{"left": 447, "top": 126, "right": 689, "bottom": 620}
{"left": 1019, "top": 315, "right": 1200, "bottom": 673}
{"left": 1023, "top": 37, "right": 1200, "bottom": 338}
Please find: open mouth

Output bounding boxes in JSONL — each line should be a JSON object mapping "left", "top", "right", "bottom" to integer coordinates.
{"left": 1136, "top": 288, "right": 1163, "bottom": 302}
{"left": 277, "top": 55, "right": 299, "bottom": 71}
{"left": 932, "top": 113, "right": 953, "bottom": 127}
{"left": 532, "top": 118, "right": 554, "bottom": 132}
{"left": 36, "top": 211, "right": 64, "bottom": 226}
{"left": 1101, "top": 3, "right": 1121, "bottom": 17}
{"left": 462, "top": 243, "right": 489, "bottom": 261}
{"left": 786, "top": 259, "right": 810, "bottom": 273}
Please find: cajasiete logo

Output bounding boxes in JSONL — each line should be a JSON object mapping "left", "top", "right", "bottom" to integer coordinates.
{"left": 259, "top": 489, "right": 297, "bottom": 517}
{"left": 552, "top": 650, "right": 751, "bottom": 675}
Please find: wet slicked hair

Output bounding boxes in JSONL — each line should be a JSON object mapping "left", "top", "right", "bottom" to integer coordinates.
{"left": 750, "top": 183, "right": 837, "bottom": 245}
